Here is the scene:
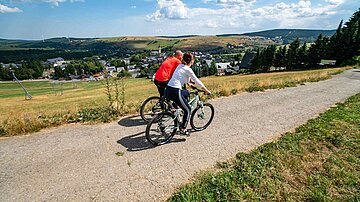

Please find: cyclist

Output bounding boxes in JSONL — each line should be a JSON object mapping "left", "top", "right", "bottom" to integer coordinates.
{"left": 154, "top": 50, "right": 183, "bottom": 97}
{"left": 165, "top": 52, "right": 211, "bottom": 135}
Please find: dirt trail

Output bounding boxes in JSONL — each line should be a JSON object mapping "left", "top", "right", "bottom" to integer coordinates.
{"left": 1, "top": 69, "right": 360, "bottom": 201}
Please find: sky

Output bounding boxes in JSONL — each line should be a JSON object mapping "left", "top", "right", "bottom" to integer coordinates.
{"left": 0, "top": 0, "right": 358, "bottom": 39}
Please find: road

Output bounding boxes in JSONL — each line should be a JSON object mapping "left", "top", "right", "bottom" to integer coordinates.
{"left": 1, "top": 69, "right": 360, "bottom": 201}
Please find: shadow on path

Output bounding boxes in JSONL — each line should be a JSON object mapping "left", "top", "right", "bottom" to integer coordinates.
{"left": 118, "top": 115, "right": 147, "bottom": 127}
{"left": 117, "top": 115, "right": 188, "bottom": 151}
{"left": 117, "top": 131, "right": 187, "bottom": 152}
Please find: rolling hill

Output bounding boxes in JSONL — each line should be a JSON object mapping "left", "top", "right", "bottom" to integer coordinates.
{"left": 239, "top": 29, "right": 336, "bottom": 43}
{"left": 0, "top": 29, "right": 337, "bottom": 62}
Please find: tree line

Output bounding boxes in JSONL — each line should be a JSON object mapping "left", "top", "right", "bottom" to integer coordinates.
{"left": 0, "top": 61, "right": 47, "bottom": 80}
{"left": 192, "top": 60, "right": 218, "bottom": 77}
{"left": 251, "top": 9, "right": 360, "bottom": 72}
{"left": 53, "top": 59, "right": 104, "bottom": 79}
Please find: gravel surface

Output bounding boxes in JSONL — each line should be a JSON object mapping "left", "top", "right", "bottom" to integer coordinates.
{"left": 1, "top": 69, "right": 360, "bottom": 201}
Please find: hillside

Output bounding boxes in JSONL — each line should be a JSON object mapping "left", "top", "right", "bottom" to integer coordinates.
{"left": 0, "top": 28, "right": 337, "bottom": 62}
{"left": 240, "top": 29, "right": 336, "bottom": 43}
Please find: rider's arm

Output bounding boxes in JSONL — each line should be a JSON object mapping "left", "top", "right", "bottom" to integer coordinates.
{"left": 186, "top": 68, "right": 211, "bottom": 94}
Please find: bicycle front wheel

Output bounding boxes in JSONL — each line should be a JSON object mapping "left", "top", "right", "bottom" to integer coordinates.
{"left": 146, "top": 112, "right": 178, "bottom": 146}
{"left": 140, "top": 96, "right": 165, "bottom": 123}
{"left": 190, "top": 103, "right": 215, "bottom": 131}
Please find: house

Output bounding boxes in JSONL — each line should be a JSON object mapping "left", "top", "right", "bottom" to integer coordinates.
{"left": 319, "top": 59, "right": 336, "bottom": 66}
{"left": 46, "top": 57, "right": 64, "bottom": 65}
{"left": 122, "top": 58, "right": 130, "bottom": 64}
{"left": 107, "top": 66, "right": 116, "bottom": 74}
{"left": 93, "top": 74, "right": 104, "bottom": 81}
{"left": 216, "top": 62, "right": 230, "bottom": 76}
{"left": 1, "top": 63, "right": 22, "bottom": 69}
{"left": 142, "top": 63, "right": 150, "bottom": 69}
{"left": 117, "top": 67, "right": 125, "bottom": 72}
{"left": 214, "top": 57, "right": 222, "bottom": 63}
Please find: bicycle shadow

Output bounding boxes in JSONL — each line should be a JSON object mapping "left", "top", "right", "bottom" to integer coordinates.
{"left": 118, "top": 115, "right": 147, "bottom": 127}
{"left": 117, "top": 131, "right": 187, "bottom": 152}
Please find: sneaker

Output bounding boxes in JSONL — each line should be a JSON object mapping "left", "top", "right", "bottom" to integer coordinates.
{"left": 178, "top": 129, "right": 191, "bottom": 136}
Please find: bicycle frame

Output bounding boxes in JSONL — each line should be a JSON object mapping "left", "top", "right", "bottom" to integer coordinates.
{"left": 170, "top": 93, "right": 204, "bottom": 129}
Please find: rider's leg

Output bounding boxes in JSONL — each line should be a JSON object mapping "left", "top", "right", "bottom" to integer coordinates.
{"left": 178, "top": 89, "right": 191, "bottom": 130}
{"left": 165, "top": 86, "right": 191, "bottom": 131}
{"left": 154, "top": 79, "right": 168, "bottom": 97}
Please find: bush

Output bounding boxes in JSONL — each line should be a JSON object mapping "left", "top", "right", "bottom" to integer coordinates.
{"left": 117, "top": 70, "right": 132, "bottom": 78}
{"left": 245, "top": 80, "right": 265, "bottom": 92}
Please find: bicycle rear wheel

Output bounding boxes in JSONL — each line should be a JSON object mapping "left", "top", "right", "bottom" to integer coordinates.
{"left": 190, "top": 103, "right": 214, "bottom": 131}
{"left": 140, "top": 96, "right": 168, "bottom": 123}
{"left": 146, "top": 112, "right": 178, "bottom": 146}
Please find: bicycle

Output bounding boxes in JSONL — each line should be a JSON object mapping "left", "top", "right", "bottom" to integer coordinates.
{"left": 145, "top": 87, "right": 215, "bottom": 146}
{"left": 140, "top": 96, "right": 173, "bottom": 123}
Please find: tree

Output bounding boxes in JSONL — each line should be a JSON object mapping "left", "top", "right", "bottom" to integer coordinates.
{"left": 202, "top": 64, "right": 210, "bottom": 77}
{"left": 286, "top": 38, "right": 301, "bottom": 70}
{"left": 209, "top": 61, "right": 218, "bottom": 75}
{"left": 274, "top": 46, "right": 287, "bottom": 70}
{"left": 326, "top": 9, "right": 360, "bottom": 65}
{"left": 263, "top": 45, "right": 276, "bottom": 71}
{"left": 251, "top": 48, "right": 261, "bottom": 71}
{"left": 234, "top": 53, "right": 242, "bottom": 64}
{"left": 308, "top": 34, "right": 329, "bottom": 68}
{"left": 297, "top": 42, "right": 308, "bottom": 69}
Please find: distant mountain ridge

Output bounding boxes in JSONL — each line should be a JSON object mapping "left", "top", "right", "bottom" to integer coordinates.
{"left": 218, "top": 29, "right": 336, "bottom": 43}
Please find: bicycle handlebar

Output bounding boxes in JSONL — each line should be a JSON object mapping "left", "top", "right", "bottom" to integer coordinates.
{"left": 189, "top": 85, "right": 205, "bottom": 93}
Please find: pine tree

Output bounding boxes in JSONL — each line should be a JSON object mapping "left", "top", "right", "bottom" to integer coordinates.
{"left": 297, "top": 42, "right": 308, "bottom": 69}
{"left": 251, "top": 48, "right": 261, "bottom": 71}
{"left": 209, "top": 61, "right": 218, "bottom": 75}
{"left": 274, "top": 46, "right": 286, "bottom": 70}
{"left": 286, "top": 38, "right": 301, "bottom": 70}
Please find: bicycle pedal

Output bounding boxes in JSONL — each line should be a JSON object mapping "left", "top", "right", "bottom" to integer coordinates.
{"left": 178, "top": 130, "right": 191, "bottom": 136}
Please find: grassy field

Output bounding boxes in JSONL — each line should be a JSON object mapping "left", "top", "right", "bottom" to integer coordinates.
{"left": 97, "top": 35, "right": 274, "bottom": 51}
{"left": 0, "top": 67, "right": 349, "bottom": 136}
{"left": 169, "top": 92, "right": 360, "bottom": 201}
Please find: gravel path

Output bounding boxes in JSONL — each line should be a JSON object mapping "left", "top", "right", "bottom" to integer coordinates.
{"left": 1, "top": 69, "right": 360, "bottom": 201}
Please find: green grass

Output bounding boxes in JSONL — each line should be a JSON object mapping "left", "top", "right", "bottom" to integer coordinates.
{"left": 0, "top": 80, "right": 104, "bottom": 98}
{"left": 169, "top": 93, "right": 360, "bottom": 201}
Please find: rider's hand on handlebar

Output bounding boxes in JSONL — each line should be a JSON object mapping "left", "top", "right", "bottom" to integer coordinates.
{"left": 189, "top": 83, "right": 196, "bottom": 90}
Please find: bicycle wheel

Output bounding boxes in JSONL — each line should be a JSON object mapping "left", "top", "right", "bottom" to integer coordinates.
{"left": 146, "top": 112, "right": 178, "bottom": 146}
{"left": 190, "top": 103, "right": 215, "bottom": 131}
{"left": 140, "top": 96, "right": 167, "bottom": 123}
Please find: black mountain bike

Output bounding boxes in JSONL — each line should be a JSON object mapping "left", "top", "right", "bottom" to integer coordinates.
{"left": 140, "top": 96, "right": 173, "bottom": 123}
{"left": 145, "top": 87, "right": 215, "bottom": 146}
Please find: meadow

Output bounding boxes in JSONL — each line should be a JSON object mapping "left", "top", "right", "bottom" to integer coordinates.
{"left": 169, "top": 91, "right": 360, "bottom": 202}
{"left": 0, "top": 67, "right": 349, "bottom": 136}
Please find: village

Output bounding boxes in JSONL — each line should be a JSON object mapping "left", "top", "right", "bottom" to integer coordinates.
{"left": 0, "top": 46, "right": 257, "bottom": 82}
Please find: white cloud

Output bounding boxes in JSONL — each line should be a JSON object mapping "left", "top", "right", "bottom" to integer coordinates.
{"left": 145, "top": 0, "right": 351, "bottom": 35}
{"left": 325, "top": 0, "right": 345, "bottom": 6}
{"left": 0, "top": 4, "right": 22, "bottom": 13}
{"left": 147, "top": 0, "right": 189, "bottom": 21}
{"left": 12, "top": 0, "right": 84, "bottom": 6}
{"left": 217, "top": 0, "right": 256, "bottom": 8}
{"left": 131, "top": 5, "right": 136, "bottom": 9}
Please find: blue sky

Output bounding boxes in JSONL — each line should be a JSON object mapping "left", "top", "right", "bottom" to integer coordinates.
{"left": 0, "top": 0, "right": 358, "bottom": 39}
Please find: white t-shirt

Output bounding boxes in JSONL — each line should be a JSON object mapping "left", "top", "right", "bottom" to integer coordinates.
{"left": 167, "top": 64, "right": 205, "bottom": 89}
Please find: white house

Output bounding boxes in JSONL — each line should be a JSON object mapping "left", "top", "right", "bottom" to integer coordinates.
{"left": 216, "top": 62, "right": 231, "bottom": 76}
{"left": 107, "top": 66, "right": 116, "bottom": 74}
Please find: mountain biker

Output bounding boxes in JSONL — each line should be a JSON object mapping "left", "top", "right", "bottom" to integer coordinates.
{"left": 165, "top": 52, "right": 211, "bottom": 135}
{"left": 154, "top": 50, "right": 183, "bottom": 97}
